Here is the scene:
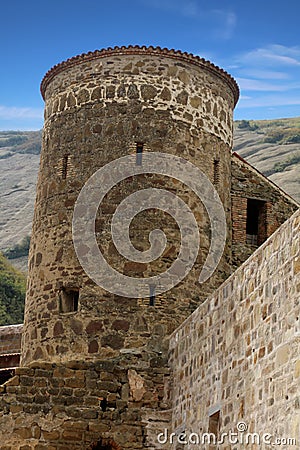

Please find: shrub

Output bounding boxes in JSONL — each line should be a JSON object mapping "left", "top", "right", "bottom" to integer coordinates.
{"left": 4, "top": 236, "right": 31, "bottom": 260}
{"left": 237, "top": 120, "right": 258, "bottom": 131}
{"left": 272, "top": 154, "right": 300, "bottom": 173}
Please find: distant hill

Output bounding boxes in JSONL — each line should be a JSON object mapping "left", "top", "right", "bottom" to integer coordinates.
{"left": 0, "top": 119, "right": 299, "bottom": 272}
{"left": 234, "top": 117, "right": 300, "bottom": 202}
{"left": 0, "top": 130, "right": 41, "bottom": 156}
{"left": 0, "top": 130, "right": 41, "bottom": 269}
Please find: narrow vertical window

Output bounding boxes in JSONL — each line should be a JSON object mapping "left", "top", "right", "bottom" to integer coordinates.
{"left": 62, "top": 154, "right": 69, "bottom": 179}
{"left": 213, "top": 159, "right": 220, "bottom": 185}
{"left": 99, "top": 397, "right": 107, "bottom": 412}
{"left": 149, "top": 284, "right": 156, "bottom": 306}
{"left": 136, "top": 143, "right": 143, "bottom": 166}
{"left": 208, "top": 409, "right": 220, "bottom": 447}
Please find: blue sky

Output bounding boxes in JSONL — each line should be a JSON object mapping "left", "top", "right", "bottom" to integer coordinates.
{"left": 0, "top": 0, "right": 300, "bottom": 130}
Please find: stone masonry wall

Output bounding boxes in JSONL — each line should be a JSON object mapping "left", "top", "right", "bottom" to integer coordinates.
{"left": 0, "top": 353, "right": 171, "bottom": 449}
{"left": 1, "top": 46, "right": 237, "bottom": 449}
{"left": 231, "top": 153, "right": 298, "bottom": 268}
{"left": 169, "top": 207, "right": 300, "bottom": 449}
{"left": 41, "top": 46, "right": 238, "bottom": 147}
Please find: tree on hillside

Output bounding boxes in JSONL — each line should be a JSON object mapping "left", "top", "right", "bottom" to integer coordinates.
{"left": 0, "top": 253, "right": 26, "bottom": 325}
{"left": 4, "top": 235, "right": 31, "bottom": 260}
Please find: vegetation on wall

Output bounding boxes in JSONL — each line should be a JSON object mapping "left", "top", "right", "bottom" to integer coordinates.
{"left": 0, "top": 253, "right": 26, "bottom": 325}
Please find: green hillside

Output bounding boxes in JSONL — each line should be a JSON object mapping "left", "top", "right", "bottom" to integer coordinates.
{"left": 0, "top": 253, "right": 26, "bottom": 325}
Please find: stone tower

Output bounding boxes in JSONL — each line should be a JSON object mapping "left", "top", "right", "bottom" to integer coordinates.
{"left": 21, "top": 46, "right": 239, "bottom": 367}
{"left": 14, "top": 45, "right": 237, "bottom": 448}
{"left": 1, "top": 46, "right": 298, "bottom": 450}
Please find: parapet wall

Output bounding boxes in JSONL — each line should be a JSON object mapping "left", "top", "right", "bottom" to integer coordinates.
{"left": 169, "top": 207, "right": 300, "bottom": 447}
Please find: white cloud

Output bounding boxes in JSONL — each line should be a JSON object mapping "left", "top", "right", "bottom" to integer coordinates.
{"left": 238, "top": 69, "right": 290, "bottom": 80}
{"left": 236, "top": 77, "right": 290, "bottom": 92}
{"left": 238, "top": 45, "right": 300, "bottom": 67}
{"left": 237, "top": 95, "right": 300, "bottom": 109}
{"left": 228, "top": 44, "right": 300, "bottom": 114}
{"left": 239, "top": 95, "right": 252, "bottom": 100}
{"left": 0, "top": 105, "right": 43, "bottom": 120}
{"left": 182, "top": 1, "right": 198, "bottom": 17}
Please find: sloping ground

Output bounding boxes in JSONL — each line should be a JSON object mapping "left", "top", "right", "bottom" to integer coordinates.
{"left": 0, "top": 120, "right": 299, "bottom": 271}
{"left": 0, "top": 132, "right": 41, "bottom": 272}
{"left": 233, "top": 118, "right": 300, "bottom": 203}
{"left": 0, "top": 149, "right": 40, "bottom": 252}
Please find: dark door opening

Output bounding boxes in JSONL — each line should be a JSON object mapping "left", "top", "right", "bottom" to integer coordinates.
{"left": 246, "top": 199, "right": 267, "bottom": 246}
{"left": 91, "top": 445, "right": 112, "bottom": 450}
{"left": 89, "top": 438, "right": 121, "bottom": 450}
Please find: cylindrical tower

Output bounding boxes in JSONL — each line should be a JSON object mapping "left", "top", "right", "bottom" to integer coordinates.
{"left": 21, "top": 46, "right": 239, "bottom": 365}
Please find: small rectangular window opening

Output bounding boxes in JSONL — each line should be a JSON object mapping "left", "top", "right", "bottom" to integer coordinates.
{"left": 60, "top": 288, "right": 79, "bottom": 313}
{"left": 208, "top": 410, "right": 220, "bottom": 448}
{"left": 62, "top": 154, "right": 69, "bottom": 179}
{"left": 213, "top": 159, "right": 220, "bottom": 185}
{"left": 149, "top": 284, "right": 156, "bottom": 306}
{"left": 99, "top": 397, "right": 107, "bottom": 412}
{"left": 136, "top": 143, "right": 144, "bottom": 166}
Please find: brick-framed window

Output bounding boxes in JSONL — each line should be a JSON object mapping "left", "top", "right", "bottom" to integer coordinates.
{"left": 213, "top": 159, "right": 220, "bottom": 186}
{"left": 232, "top": 196, "right": 269, "bottom": 246}
{"left": 149, "top": 284, "right": 156, "bottom": 306}
{"left": 62, "top": 154, "right": 69, "bottom": 179}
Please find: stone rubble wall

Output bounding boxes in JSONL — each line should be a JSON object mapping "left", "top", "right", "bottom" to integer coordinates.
{"left": 41, "top": 47, "right": 238, "bottom": 146}
{"left": 169, "top": 207, "right": 300, "bottom": 448}
{"left": 0, "top": 353, "right": 171, "bottom": 449}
